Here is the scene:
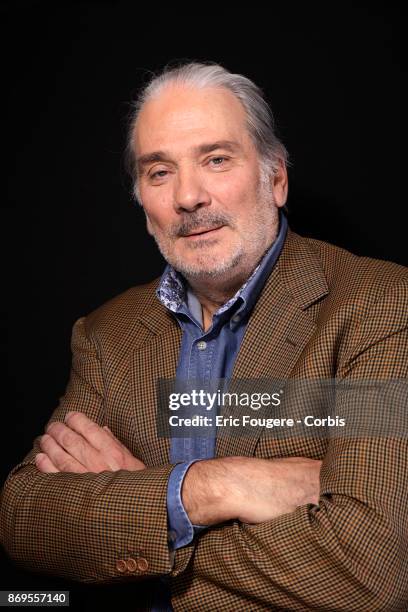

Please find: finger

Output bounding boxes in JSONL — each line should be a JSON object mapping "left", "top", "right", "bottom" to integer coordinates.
{"left": 61, "top": 415, "right": 126, "bottom": 470}
{"left": 35, "top": 452, "right": 59, "bottom": 473}
{"left": 40, "top": 433, "right": 89, "bottom": 472}
{"left": 64, "top": 412, "right": 118, "bottom": 454}
{"left": 40, "top": 430, "right": 101, "bottom": 473}
{"left": 64, "top": 413, "right": 134, "bottom": 469}
{"left": 62, "top": 413, "right": 143, "bottom": 471}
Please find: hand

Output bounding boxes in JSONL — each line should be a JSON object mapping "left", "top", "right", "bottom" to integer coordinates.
{"left": 35, "top": 411, "right": 146, "bottom": 473}
{"left": 182, "top": 456, "right": 321, "bottom": 525}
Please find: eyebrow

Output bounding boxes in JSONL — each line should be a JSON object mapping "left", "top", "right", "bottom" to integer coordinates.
{"left": 136, "top": 140, "right": 240, "bottom": 171}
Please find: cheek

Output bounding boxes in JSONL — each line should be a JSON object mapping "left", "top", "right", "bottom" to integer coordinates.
{"left": 142, "top": 197, "right": 173, "bottom": 232}
{"left": 210, "top": 162, "right": 258, "bottom": 199}
{"left": 210, "top": 177, "right": 256, "bottom": 217}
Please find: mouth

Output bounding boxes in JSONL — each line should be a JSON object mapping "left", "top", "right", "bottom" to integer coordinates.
{"left": 182, "top": 225, "right": 224, "bottom": 239}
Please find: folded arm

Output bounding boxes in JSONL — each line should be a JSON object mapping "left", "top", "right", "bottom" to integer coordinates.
{"left": 0, "top": 317, "right": 192, "bottom": 583}
{"left": 1, "top": 315, "right": 318, "bottom": 587}
{"left": 170, "top": 285, "right": 408, "bottom": 611}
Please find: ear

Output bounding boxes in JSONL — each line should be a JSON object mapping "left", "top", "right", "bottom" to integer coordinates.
{"left": 271, "top": 160, "right": 289, "bottom": 208}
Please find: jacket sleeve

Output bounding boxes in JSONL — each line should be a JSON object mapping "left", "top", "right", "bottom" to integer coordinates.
{"left": 0, "top": 316, "right": 192, "bottom": 584}
{"left": 170, "top": 280, "right": 408, "bottom": 611}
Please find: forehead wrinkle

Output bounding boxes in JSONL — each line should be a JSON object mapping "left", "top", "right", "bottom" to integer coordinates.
{"left": 133, "top": 86, "right": 251, "bottom": 172}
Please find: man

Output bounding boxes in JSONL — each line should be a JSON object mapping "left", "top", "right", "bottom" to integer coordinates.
{"left": 1, "top": 62, "right": 407, "bottom": 611}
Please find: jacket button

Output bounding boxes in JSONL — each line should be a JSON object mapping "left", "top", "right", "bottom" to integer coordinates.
{"left": 116, "top": 559, "right": 127, "bottom": 573}
{"left": 136, "top": 557, "right": 149, "bottom": 572}
{"left": 126, "top": 557, "right": 137, "bottom": 572}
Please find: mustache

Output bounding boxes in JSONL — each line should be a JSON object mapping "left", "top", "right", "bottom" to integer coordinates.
{"left": 172, "top": 212, "right": 233, "bottom": 237}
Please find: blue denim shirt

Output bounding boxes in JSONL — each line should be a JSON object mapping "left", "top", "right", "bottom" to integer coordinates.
{"left": 151, "top": 212, "right": 288, "bottom": 611}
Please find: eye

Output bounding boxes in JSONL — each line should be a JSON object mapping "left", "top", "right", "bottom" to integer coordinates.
{"left": 209, "top": 156, "right": 227, "bottom": 166}
{"left": 150, "top": 170, "right": 168, "bottom": 180}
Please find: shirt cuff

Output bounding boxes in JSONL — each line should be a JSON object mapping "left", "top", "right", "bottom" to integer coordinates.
{"left": 167, "top": 460, "right": 208, "bottom": 550}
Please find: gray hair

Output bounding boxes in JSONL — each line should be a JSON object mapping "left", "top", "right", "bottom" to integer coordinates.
{"left": 125, "top": 61, "right": 289, "bottom": 203}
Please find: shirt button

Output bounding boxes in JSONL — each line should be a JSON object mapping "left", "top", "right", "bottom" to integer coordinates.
{"left": 168, "top": 529, "right": 177, "bottom": 544}
{"left": 232, "top": 314, "right": 241, "bottom": 323}
{"left": 197, "top": 341, "right": 207, "bottom": 350}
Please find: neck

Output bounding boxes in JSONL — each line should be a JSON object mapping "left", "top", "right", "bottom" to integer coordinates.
{"left": 184, "top": 257, "right": 261, "bottom": 332}
{"left": 189, "top": 281, "right": 240, "bottom": 332}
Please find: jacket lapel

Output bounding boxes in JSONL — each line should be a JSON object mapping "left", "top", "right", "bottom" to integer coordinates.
{"left": 130, "top": 288, "right": 182, "bottom": 467}
{"left": 216, "top": 229, "right": 329, "bottom": 458}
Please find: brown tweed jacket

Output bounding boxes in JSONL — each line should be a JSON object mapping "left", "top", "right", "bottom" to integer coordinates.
{"left": 1, "top": 228, "right": 408, "bottom": 611}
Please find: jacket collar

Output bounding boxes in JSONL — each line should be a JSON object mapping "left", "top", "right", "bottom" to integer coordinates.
{"left": 136, "top": 227, "right": 329, "bottom": 337}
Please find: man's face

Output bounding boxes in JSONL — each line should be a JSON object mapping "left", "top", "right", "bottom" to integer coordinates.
{"left": 132, "top": 84, "right": 287, "bottom": 283}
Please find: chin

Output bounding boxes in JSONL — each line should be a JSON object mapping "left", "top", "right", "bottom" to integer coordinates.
{"left": 173, "top": 251, "right": 245, "bottom": 280}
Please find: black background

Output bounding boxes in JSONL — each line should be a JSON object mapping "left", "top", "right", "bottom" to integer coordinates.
{"left": 1, "top": 2, "right": 407, "bottom": 609}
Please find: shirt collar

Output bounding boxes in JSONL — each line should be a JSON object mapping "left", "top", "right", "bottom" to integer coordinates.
{"left": 156, "top": 210, "right": 288, "bottom": 320}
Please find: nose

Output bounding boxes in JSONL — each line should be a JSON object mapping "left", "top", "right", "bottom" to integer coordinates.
{"left": 173, "top": 166, "right": 211, "bottom": 213}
